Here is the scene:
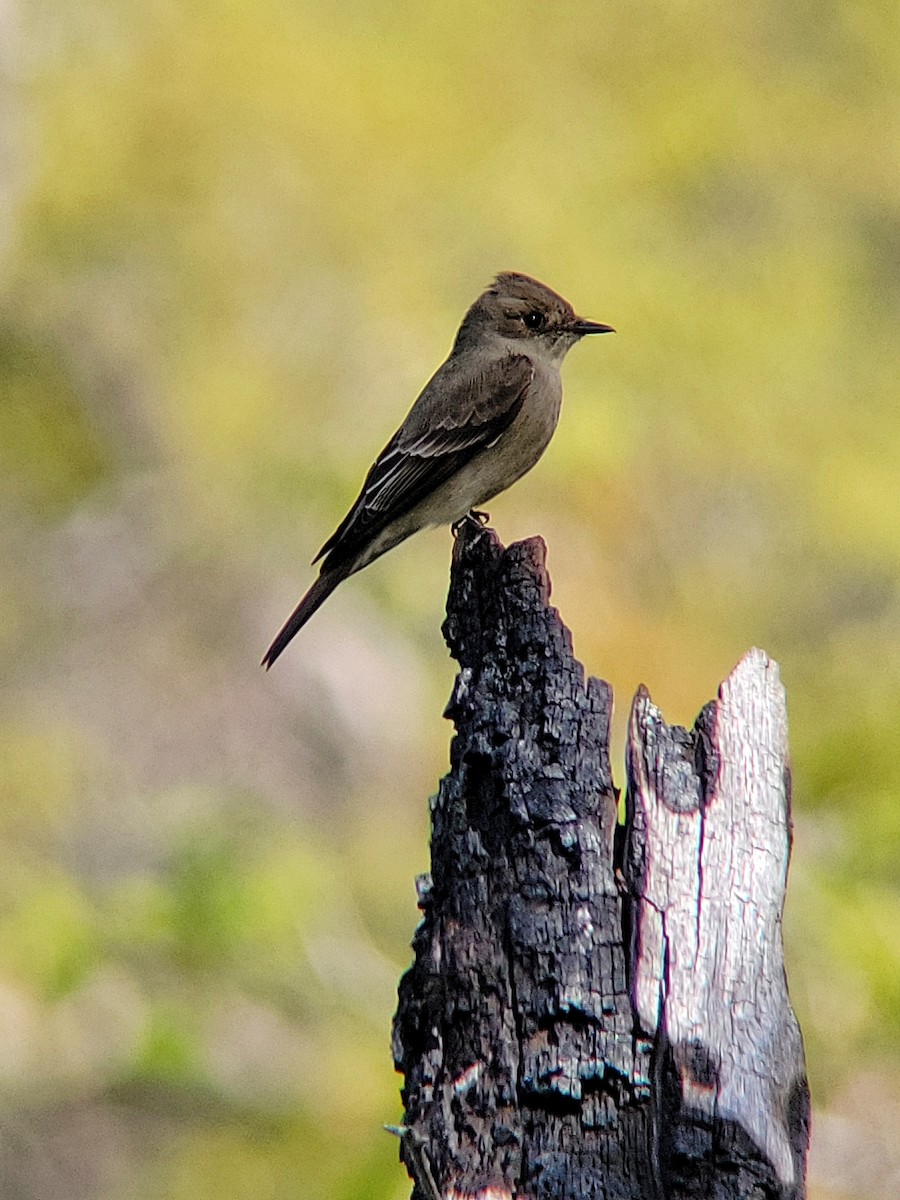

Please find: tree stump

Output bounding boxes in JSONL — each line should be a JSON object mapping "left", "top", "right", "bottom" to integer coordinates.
{"left": 392, "top": 525, "right": 809, "bottom": 1200}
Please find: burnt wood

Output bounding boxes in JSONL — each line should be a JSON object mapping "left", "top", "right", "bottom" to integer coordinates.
{"left": 393, "top": 525, "right": 808, "bottom": 1199}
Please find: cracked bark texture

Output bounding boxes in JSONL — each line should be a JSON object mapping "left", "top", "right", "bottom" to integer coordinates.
{"left": 392, "top": 526, "right": 809, "bottom": 1200}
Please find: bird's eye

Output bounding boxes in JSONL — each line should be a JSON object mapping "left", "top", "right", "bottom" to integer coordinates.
{"left": 522, "top": 311, "right": 545, "bottom": 330}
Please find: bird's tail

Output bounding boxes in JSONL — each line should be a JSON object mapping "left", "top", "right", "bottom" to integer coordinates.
{"left": 261, "top": 565, "right": 350, "bottom": 669}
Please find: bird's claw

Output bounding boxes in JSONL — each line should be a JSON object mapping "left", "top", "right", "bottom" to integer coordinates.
{"left": 452, "top": 510, "right": 491, "bottom": 541}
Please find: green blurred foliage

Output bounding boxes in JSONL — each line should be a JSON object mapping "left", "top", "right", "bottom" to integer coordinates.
{"left": 1, "top": 0, "right": 899, "bottom": 1195}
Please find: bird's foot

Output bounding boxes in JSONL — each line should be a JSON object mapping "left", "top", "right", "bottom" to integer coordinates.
{"left": 451, "top": 510, "right": 490, "bottom": 541}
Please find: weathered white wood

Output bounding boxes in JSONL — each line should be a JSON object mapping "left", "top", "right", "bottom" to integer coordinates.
{"left": 626, "top": 647, "right": 809, "bottom": 1195}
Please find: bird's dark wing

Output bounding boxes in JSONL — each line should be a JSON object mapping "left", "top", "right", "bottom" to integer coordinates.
{"left": 314, "top": 353, "right": 534, "bottom": 570}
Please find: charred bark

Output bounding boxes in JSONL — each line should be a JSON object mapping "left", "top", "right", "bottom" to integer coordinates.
{"left": 392, "top": 525, "right": 809, "bottom": 1200}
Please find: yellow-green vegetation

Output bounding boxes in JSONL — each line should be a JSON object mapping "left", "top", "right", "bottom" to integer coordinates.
{"left": 1, "top": 1, "right": 899, "bottom": 1196}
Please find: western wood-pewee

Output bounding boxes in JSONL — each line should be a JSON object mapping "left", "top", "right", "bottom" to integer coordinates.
{"left": 262, "top": 272, "right": 613, "bottom": 667}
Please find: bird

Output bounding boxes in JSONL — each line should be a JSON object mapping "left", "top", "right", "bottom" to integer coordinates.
{"left": 262, "top": 272, "right": 614, "bottom": 667}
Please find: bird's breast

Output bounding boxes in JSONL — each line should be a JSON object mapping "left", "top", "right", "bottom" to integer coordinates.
{"left": 448, "top": 362, "right": 563, "bottom": 512}
{"left": 507, "top": 362, "right": 563, "bottom": 460}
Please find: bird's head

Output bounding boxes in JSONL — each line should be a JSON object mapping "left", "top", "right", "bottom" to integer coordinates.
{"left": 455, "top": 272, "right": 614, "bottom": 361}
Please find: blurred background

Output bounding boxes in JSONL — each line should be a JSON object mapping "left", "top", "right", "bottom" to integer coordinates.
{"left": 1, "top": 1, "right": 899, "bottom": 1196}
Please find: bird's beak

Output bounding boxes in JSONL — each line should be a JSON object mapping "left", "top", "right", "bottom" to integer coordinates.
{"left": 571, "top": 318, "right": 616, "bottom": 336}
